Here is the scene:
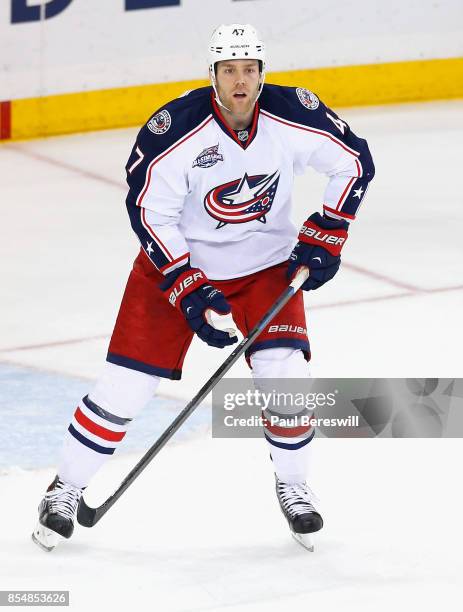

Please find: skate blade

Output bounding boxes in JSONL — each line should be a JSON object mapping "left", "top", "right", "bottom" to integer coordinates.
{"left": 291, "top": 531, "right": 314, "bottom": 552}
{"left": 31, "top": 522, "right": 60, "bottom": 552}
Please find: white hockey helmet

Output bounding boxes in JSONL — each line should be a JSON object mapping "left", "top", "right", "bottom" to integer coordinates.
{"left": 208, "top": 24, "right": 266, "bottom": 107}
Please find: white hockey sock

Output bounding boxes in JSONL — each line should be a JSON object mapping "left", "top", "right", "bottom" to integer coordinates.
{"left": 58, "top": 363, "right": 160, "bottom": 488}
{"left": 267, "top": 438, "right": 314, "bottom": 485}
{"left": 251, "top": 347, "right": 314, "bottom": 484}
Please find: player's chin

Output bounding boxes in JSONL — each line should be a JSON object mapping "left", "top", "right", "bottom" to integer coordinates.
{"left": 230, "top": 94, "right": 253, "bottom": 113}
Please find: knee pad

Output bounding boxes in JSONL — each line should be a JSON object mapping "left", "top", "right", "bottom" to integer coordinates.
{"left": 89, "top": 362, "right": 160, "bottom": 419}
{"left": 250, "top": 347, "right": 310, "bottom": 379}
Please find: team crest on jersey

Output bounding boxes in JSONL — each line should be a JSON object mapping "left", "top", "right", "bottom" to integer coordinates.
{"left": 147, "top": 110, "right": 171, "bottom": 135}
{"left": 296, "top": 88, "right": 319, "bottom": 110}
{"left": 204, "top": 171, "right": 280, "bottom": 229}
{"left": 192, "top": 144, "right": 224, "bottom": 169}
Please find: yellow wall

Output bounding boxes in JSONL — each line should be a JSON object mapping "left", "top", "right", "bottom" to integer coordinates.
{"left": 2, "top": 57, "right": 462, "bottom": 141}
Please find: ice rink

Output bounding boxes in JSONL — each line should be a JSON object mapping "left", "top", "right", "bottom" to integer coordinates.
{"left": 1, "top": 100, "right": 462, "bottom": 611}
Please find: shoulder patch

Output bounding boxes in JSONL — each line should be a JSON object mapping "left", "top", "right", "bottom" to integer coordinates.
{"left": 296, "top": 88, "right": 319, "bottom": 110}
{"left": 147, "top": 110, "right": 171, "bottom": 135}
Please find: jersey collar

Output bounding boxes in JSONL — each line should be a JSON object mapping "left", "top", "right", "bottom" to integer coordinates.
{"left": 210, "top": 92, "right": 259, "bottom": 150}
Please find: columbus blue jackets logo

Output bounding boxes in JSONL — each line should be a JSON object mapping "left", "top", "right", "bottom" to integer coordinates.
{"left": 204, "top": 171, "right": 280, "bottom": 229}
{"left": 147, "top": 110, "right": 171, "bottom": 135}
{"left": 296, "top": 88, "right": 319, "bottom": 110}
{"left": 192, "top": 144, "right": 224, "bottom": 169}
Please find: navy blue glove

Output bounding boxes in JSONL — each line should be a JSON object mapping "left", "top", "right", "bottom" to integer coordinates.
{"left": 160, "top": 264, "right": 238, "bottom": 349}
{"left": 287, "top": 212, "right": 349, "bottom": 291}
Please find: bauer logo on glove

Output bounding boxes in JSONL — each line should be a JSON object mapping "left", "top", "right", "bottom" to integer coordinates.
{"left": 299, "top": 224, "right": 347, "bottom": 252}
{"left": 167, "top": 270, "right": 205, "bottom": 306}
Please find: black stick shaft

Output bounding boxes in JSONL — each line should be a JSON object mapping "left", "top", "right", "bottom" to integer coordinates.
{"left": 78, "top": 269, "right": 308, "bottom": 526}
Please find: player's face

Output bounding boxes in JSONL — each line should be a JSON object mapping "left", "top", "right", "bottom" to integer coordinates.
{"left": 215, "top": 60, "right": 260, "bottom": 117}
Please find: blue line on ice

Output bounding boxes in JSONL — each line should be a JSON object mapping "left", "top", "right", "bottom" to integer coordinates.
{"left": 0, "top": 364, "right": 210, "bottom": 469}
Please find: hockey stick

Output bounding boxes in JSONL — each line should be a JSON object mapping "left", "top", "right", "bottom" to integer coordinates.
{"left": 77, "top": 266, "right": 309, "bottom": 527}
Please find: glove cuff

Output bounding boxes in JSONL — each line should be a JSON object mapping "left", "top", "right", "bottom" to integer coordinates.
{"left": 160, "top": 265, "right": 208, "bottom": 310}
{"left": 313, "top": 211, "right": 349, "bottom": 230}
{"left": 298, "top": 212, "right": 348, "bottom": 257}
{"left": 159, "top": 263, "right": 191, "bottom": 289}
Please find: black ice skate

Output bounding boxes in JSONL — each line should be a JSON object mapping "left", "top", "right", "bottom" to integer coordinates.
{"left": 32, "top": 475, "right": 83, "bottom": 552}
{"left": 275, "top": 477, "right": 323, "bottom": 551}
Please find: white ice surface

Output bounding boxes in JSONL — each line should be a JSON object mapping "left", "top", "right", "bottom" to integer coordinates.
{"left": 1, "top": 438, "right": 462, "bottom": 611}
{"left": 0, "top": 101, "right": 462, "bottom": 610}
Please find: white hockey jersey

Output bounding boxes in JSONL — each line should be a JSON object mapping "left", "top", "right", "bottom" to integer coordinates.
{"left": 125, "top": 85, "right": 374, "bottom": 280}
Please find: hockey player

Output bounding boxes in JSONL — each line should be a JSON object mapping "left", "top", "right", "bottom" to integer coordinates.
{"left": 33, "top": 24, "right": 374, "bottom": 552}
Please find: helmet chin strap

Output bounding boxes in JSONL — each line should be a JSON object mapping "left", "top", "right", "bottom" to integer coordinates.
{"left": 210, "top": 66, "right": 265, "bottom": 115}
{"left": 210, "top": 72, "right": 232, "bottom": 113}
